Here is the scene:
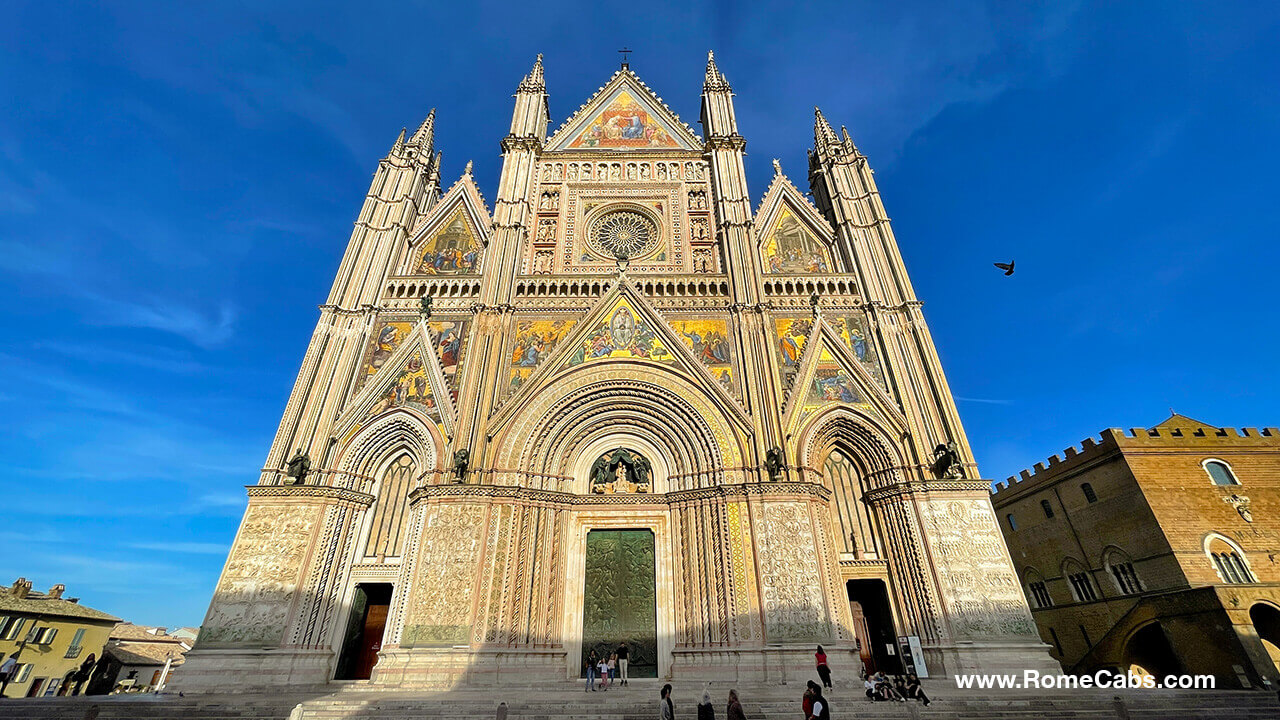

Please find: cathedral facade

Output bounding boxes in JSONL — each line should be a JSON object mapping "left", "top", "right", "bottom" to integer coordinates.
{"left": 178, "top": 55, "right": 1055, "bottom": 691}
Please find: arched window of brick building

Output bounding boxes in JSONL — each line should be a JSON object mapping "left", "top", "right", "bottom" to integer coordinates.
{"left": 1081, "top": 482, "right": 1098, "bottom": 503}
{"left": 1205, "top": 533, "right": 1255, "bottom": 584}
{"left": 1024, "top": 568, "right": 1053, "bottom": 608}
{"left": 1203, "top": 459, "right": 1239, "bottom": 486}
{"left": 1062, "top": 558, "right": 1098, "bottom": 602}
{"left": 1103, "top": 547, "right": 1143, "bottom": 594}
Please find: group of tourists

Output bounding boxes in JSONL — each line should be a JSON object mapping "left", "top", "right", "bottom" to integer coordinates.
{"left": 582, "top": 641, "right": 630, "bottom": 691}
{"left": 862, "top": 669, "right": 930, "bottom": 705}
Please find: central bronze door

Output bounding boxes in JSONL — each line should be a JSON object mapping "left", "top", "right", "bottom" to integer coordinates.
{"left": 581, "top": 529, "right": 658, "bottom": 678}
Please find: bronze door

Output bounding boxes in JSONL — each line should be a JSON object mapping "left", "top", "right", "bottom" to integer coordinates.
{"left": 581, "top": 529, "right": 658, "bottom": 677}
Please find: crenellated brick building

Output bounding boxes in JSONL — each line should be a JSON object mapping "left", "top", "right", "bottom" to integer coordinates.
{"left": 991, "top": 414, "right": 1280, "bottom": 688}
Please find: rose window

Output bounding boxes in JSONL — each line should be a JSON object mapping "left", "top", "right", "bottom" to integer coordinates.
{"left": 589, "top": 210, "right": 659, "bottom": 260}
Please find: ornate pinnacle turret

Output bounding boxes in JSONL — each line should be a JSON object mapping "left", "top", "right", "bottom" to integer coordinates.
{"left": 410, "top": 108, "right": 436, "bottom": 148}
{"left": 391, "top": 126, "right": 407, "bottom": 153}
{"left": 840, "top": 125, "right": 859, "bottom": 154}
{"left": 428, "top": 150, "right": 442, "bottom": 186}
{"left": 518, "top": 54, "right": 545, "bottom": 93}
{"left": 704, "top": 50, "right": 731, "bottom": 92}
{"left": 814, "top": 107, "right": 839, "bottom": 147}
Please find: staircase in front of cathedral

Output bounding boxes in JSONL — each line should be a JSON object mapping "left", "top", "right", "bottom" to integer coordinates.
{"left": 1, "top": 683, "right": 1278, "bottom": 720}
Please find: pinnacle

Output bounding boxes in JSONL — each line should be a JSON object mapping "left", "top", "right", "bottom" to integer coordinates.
{"left": 703, "top": 50, "right": 730, "bottom": 91}
{"left": 410, "top": 108, "right": 436, "bottom": 147}
{"left": 520, "top": 53, "right": 545, "bottom": 92}
{"left": 392, "top": 126, "right": 407, "bottom": 151}
{"left": 814, "top": 107, "right": 838, "bottom": 146}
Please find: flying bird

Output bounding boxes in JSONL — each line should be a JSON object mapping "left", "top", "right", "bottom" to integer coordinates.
{"left": 994, "top": 260, "right": 1015, "bottom": 276}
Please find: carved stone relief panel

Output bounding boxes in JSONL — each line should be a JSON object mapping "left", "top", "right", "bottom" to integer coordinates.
{"left": 919, "top": 496, "right": 1037, "bottom": 638}
{"left": 401, "top": 502, "right": 486, "bottom": 645}
{"left": 755, "top": 501, "right": 831, "bottom": 641}
{"left": 201, "top": 503, "right": 320, "bottom": 646}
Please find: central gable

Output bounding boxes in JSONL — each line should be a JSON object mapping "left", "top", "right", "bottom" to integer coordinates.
{"left": 545, "top": 72, "right": 701, "bottom": 153}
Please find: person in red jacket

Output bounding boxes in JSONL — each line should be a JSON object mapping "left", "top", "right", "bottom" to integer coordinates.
{"left": 814, "top": 645, "right": 833, "bottom": 689}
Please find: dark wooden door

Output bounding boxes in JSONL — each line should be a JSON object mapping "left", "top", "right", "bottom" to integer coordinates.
{"left": 355, "top": 602, "right": 389, "bottom": 680}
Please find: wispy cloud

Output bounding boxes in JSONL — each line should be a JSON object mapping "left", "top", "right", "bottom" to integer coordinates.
{"left": 81, "top": 294, "right": 237, "bottom": 347}
{"left": 954, "top": 395, "right": 1014, "bottom": 405}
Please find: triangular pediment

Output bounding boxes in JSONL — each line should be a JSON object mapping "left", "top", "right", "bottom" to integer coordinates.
{"left": 488, "top": 279, "right": 747, "bottom": 432}
{"left": 783, "top": 317, "right": 905, "bottom": 435}
{"left": 337, "top": 321, "right": 456, "bottom": 443}
{"left": 754, "top": 172, "right": 838, "bottom": 275}
{"left": 402, "top": 173, "right": 491, "bottom": 276}
{"left": 544, "top": 72, "right": 702, "bottom": 152}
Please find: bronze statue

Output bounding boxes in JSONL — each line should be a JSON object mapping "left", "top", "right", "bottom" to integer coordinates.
{"left": 452, "top": 448, "right": 470, "bottom": 483}
{"left": 931, "top": 442, "right": 964, "bottom": 479}
{"left": 765, "top": 446, "right": 784, "bottom": 481}
{"left": 285, "top": 450, "right": 311, "bottom": 485}
{"left": 632, "top": 453, "right": 652, "bottom": 485}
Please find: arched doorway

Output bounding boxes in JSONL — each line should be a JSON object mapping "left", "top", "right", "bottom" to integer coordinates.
{"left": 1123, "top": 622, "right": 1181, "bottom": 679}
{"left": 1250, "top": 603, "right": 1280, "bottom": 674}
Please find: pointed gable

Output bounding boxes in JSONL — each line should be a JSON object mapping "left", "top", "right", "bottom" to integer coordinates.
{"left": 545, "top": 71, "right": 702, "bottom": 153}
{"left": 404, "top": 172, "right": 492, "bottom": 276}
{"left": 490, "top": 279, "right": 747, "bottom": 429}
{"left": 337, "top": 323, "right": 457, "bottom": 442}
{"left": 1152, "top": 413, "right": 1220, "bottom": 433}
{"left": 783, "top": 320, "right": 905, "bottom": 435}
{"left": 754, "top": 170, "right": 837, "bottom": 275}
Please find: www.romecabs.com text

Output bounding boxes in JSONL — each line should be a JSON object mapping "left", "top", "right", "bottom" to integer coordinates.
{"left": 955, "top": 670, "right": 1216, "bottom": 690}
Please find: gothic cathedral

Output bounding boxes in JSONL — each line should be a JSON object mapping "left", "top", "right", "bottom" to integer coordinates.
{"left": 178, "top": 55, "right": 1055, "bottom": 691}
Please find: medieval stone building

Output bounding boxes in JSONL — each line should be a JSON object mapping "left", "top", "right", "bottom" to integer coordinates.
{"left": 177, "top": 55, "right": 1054, "bottom": 691}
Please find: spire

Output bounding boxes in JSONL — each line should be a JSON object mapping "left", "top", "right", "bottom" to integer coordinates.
{"left": 814, "top": 107, "right": 838, "bottom": 147}
{"left": 391, "top": 126, "right": 407, "bottom": 152}
{"left": 410, "top": 108, "right": 436, "bottom": 148}
{"left": 841, "top": 125, "right": 859, "bottom": 154}
{"left": 704, "top": 50, "right": 731, "bottom": 92}
{"left": 519, "top": 53, "right": 545, "bottom": 93}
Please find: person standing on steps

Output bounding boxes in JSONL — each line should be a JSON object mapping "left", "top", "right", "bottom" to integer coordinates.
{"left": 814, "top": 645, "right": 833, "bottom": 690}
{"left": 608, "top": 652, "right": 618, "bottom": 687}
{"left": 727, "top": 689, "right": 745, "bottom": 720}
{"left": 660, "top": 683, "right": 676, "bottom": 720}
{"left": 808, "top": 683, "right": 831, "bottom": 720}
{"left": 598, "top": 656, "right": 610, "bottom": 691}
{"left": 617, "top": 641, "right": 630, "bottom": 686}
{"left": 697, "top": 683, "right": 715, "bottom": 720}
{"left": 802, "top": 681, "right": 817, "bottom": 718}
{"left": 585, "top": 650, "right": 599, "bottom": 692}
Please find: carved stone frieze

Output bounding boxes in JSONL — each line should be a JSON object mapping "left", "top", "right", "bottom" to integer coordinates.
{"left": 919, "top": 497, "right": 1037, "bottom": 638}
{"left": 200, "top": 504, "right": 320, "bottom": 646}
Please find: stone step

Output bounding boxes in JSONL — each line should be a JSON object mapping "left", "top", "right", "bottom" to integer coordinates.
{"left": 0, "top": 688, "right": 1276, "bottom": 720}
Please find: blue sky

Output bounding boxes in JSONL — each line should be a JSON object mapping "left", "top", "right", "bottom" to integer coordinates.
{"left": 1, "top": 2, "right": 1277, "bottom": 628}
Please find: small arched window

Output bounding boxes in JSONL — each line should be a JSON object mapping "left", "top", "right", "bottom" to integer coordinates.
{"left": 1041, "top": 499, "right": 1055, "bottom": 519}
{"left": 1204, "top": 460, "right": 1239, "bottom": 486}
{"left": 1024, "top": 569, "right": 1053, "bottom": 609}
{"left": 1063, "top": 559, "right": 1098, "bottom": 602}
{"left": 1206, "top": 534, "right": 1255, "bottom": 584}
{"left": 1103, "top": 548, "right": 1143, "bottom": 594}
{"left": 1006, "top": 513, "right": 1017, "bottom": 531}
{"left": 1081, "top": 483, "right": 1098, "bottom": 503}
